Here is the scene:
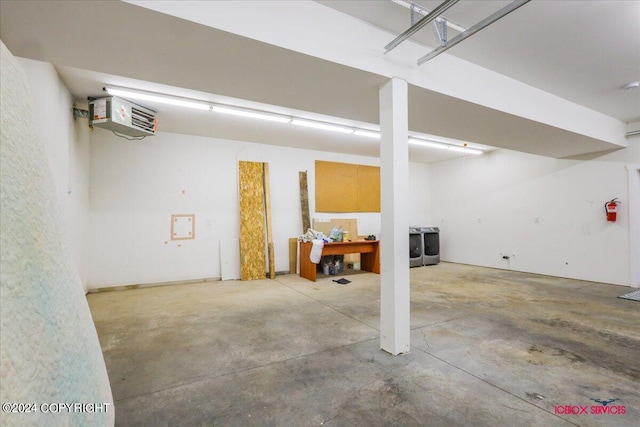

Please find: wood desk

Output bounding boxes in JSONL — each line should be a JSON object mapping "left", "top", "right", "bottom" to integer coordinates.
{"left": 299, "top": 240, "right": 380, "bottom": 282}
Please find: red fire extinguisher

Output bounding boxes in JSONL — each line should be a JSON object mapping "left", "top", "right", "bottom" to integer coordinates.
{"left": 605, "top": 198, "right": 620, "bottom": 222}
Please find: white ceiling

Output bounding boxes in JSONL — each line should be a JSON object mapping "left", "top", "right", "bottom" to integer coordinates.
{"left": 319, "top": 0, "right": 640, "bottom": 123}
{"left": 1, "top": 0, "right": 637, "bottom": 163}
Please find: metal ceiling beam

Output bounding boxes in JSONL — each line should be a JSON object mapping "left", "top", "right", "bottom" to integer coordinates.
{"left": 417, "top": 0, "right": 531, "bottom": 65}
{"left": 384, "top": 0, "right": 459, "bottom": 54}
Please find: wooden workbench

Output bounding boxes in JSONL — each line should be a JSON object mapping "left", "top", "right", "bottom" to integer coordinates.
{"left": 299, "top": 240, "right": 380, "bottom": 282}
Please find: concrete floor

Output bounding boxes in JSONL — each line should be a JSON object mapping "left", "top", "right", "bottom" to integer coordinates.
{"left": 87, "top": 263, "right": 639, "bottom": 426}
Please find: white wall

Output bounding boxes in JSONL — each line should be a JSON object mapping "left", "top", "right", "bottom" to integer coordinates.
{"left": 1, "top": 42, "right": 113, "bottom": 427}
{"left": 407, "top": 162, "right": 431, "bottom": 227}
{"left": 88, "top": 129, "right": 432, "bottom": 288}
{"left": 17, "top": 58, "right": 91, "bottom": 288}
{"left": 429, "top": 144, "right": 640, "bottom": 286}
{"left": 20, "top": 49, "right": 632, "bottom": 289}
{"left": 628, "top": 164, "right": 640, "bottom": 288}
{"left": 91, "top": 121, "right": 640, "bottom": 288}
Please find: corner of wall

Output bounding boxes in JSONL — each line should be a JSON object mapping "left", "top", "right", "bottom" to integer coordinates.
{"left": 16, "top": 56, "right": 91, "bottom": 289}
{"left": 1, "top": 41, "right": 113, "bottom": 426}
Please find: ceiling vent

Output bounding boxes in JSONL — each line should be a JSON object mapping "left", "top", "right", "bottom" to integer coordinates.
{"left": 89, "top": 96, "right": 156, "bottom": 137}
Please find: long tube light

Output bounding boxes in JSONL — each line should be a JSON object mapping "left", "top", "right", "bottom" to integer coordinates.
{"left": 104, "top": 87, "right": 210, "bottom": 110}
{"left": 291, "top": 118, "right": 354, "bottom": 134}
{"left": 103, "top": 86, "right": 482, "bottom": 154}
{"left": 408, "top": 138, "right": 448, "bottom": 149}
{"left": 210, "top": 105, "right": 290, "bottom": 123}
{"left": 447, "top": 145, "right": 483, "bottom": 155}
{"left": 409, "top": 137, "right": 482, "bottom": 154}
{"left": 354, "top": 129, "right": 381, "bottom": 139}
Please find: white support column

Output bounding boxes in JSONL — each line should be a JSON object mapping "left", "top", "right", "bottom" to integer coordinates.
{"left": 379, "top": 77, "right": 410, "bottom": 355}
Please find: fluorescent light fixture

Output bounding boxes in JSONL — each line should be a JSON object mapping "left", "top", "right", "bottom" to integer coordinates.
{"left": 409, "top": 137, "right": 482, "bottom": 154}
{"left": 408, "top": 138, "right": 448, "bottom": 149}
{"left": 104, "top": 86, "right": 210, "bottom": 111}
{"left": 210, "top": 105, "right": 290, "bottom": 123}
{"left": 103, "top": 86, "right": 481, "bottom": 153}
{"left": 354, "top": 129, "right": 381, "bottom": 139}
{"left": 291, "top": 118, "right": 354, "bottom": 134}
{"left": 390, "top": 0, "right": 467, "bottom": 32}
{"left": 447, "top": 145, "right": 483, "bottom": 155}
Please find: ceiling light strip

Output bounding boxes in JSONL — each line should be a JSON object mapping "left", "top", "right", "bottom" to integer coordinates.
{"left": 385, "top": 0, "right": 460, "bottom": 54}
{"left": 105, "top": 87, "right": 210, "bottom": 110}
{"left": 291, "top": 118, "right": 354, "bottom": 134}
{"left": 354, "top": 129, "right": 381, "bottom": 139}
{"left": 409, "top": 137, "right": 482, "bottom": 154}
{"left": 417, "top": 0, "right": 531, "bottom": 65}
{"left": 408, "top": 138, "right": 448, "bottom": 150}
{"left": 103, "top": 86, "right": 482, "bottom": 153}
{"left": 210, "top": 105, "right": 290, "bottom": 123}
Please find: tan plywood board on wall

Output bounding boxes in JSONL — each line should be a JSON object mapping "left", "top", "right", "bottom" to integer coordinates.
{"left": 238, "top": 161, "right": 266, "bottom": 280}
{"left": 315, "top": 161, "right": 358, "bottom": 212}
{"left": 315, "top": 160, "right": 380, "bottom": 212}
{"left": 357, "top": 165, "right": 380, "bottom": 212}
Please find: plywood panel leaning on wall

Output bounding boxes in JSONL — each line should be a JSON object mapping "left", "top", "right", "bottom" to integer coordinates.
{"left": 263, "top": 163, "right": 275, "bottom": 279}
{"left": 312, "top": 218, "right": 358, "bottom": 240}
{"left": 299, "top": 171, "right": 311, "bottom": 232}
{"left": 238, "top": 161, "right": 267, "bottom": 280}
{"left": 289, "top": 237, "right": 298, "bottom": 274}
{"left": 313, "top": 218, "right": 361, "bottom": 266}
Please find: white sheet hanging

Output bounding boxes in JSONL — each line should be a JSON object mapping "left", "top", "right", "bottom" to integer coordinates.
{"left": 310, "top": 239, "right": 324, "bottom": 264}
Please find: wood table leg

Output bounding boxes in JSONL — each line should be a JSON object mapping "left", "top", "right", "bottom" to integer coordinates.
{"left": 360, "top": 242, "right": 380, "bottom": 273}
{"left": 299, "top": 242, "right": 316, "bottom": 281}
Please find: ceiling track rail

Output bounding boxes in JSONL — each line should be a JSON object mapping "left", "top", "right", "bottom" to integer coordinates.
{"left": 384, "top": 0, "right": 459, "bottom": 54}
{"left": 417, "top": 0, "right": 531, "bottom": 65}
